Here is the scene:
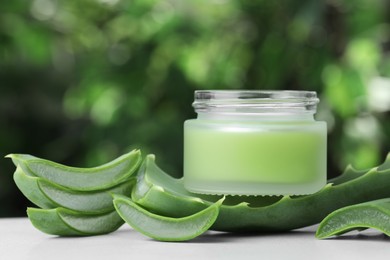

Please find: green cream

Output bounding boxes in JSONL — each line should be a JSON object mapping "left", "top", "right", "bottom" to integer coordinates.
{"left": 184, "top": 119, "right": 327, "bottom": 195}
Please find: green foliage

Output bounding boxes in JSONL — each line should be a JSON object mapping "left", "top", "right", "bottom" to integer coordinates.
{"left": 0, "top": 0, "right": 389, "bottom": 217}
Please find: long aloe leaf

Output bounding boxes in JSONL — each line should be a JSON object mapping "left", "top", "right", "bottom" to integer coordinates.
{"left": 133, "top": 153, "right": 390, "bottom": 232}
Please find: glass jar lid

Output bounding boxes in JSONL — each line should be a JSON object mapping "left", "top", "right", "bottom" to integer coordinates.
{"left": 193, "top": 90, "right": 319, "bottom": 114}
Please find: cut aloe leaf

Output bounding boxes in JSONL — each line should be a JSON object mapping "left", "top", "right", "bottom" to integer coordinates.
{"left": 113, "top": 194, "right": 223, "bottom": 242}
{"left": 13, "top": 166, "right": 57, "bottom": 209}
{"left": 39, "top": 179, "right": 134, "bottom": 213}
{"left": 14, "top": 166, "right": 134, "bottom": 213}
{"left": 132, "top": 155, "right": 211, "bottom": 217}
{"left": 316, "top": 198, "right": 390, "bottom": 239}
{"left": 6, "top": 149, "right": 142, "bottom": 191}
{"left": 133, "top": 153, "right": 390, "bottom": 232}
{"left": 27, "top": 207, "right": 124, "bottom": 236}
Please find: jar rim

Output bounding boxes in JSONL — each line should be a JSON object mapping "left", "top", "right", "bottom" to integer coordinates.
{"left": 193, "top": 90, "right": 319, "bottom": 114}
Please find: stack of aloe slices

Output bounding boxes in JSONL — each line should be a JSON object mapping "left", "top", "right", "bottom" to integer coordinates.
{"left": 6, "top": 150, "right": 223, "bottom": 241}
{"left": 7, "top": 150, "right": 390, "bottom": 241}
{"left": 7, "top": 150, "right": 142, "bottom": 236}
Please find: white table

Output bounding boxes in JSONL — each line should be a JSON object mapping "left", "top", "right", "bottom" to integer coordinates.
{"left": 1, "top": 218, "right": 389, "bottom": 260}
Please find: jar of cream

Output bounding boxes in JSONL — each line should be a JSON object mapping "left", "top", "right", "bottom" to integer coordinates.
{"left": 184, "top": 90, "right": 327, "bottom": 196}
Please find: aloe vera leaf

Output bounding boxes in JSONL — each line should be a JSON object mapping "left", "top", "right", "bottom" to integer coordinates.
{"left": 113, "top": 194, "right": 223, "bottom": 242}
{"left": 27, "top": 207, "right": 124, "bottom": 236}
{"left": 27, "top": 208, "right": 85, "bottom": 236}
{"left": 133, "top": 153, "right": 390, "bottom": 232}
{"left": 40, "top": 179, "right": 134, "bottom": 213}
{"left": 132, "top": 156, "right": 281, "bottom": 217}
{"left": 132, "top": 155, "right": 210, "bottom": 217}
{"left": 327, "top": 164, "right": 367, "bottom": 185}
{"left": 378, "top": 153, "right": 390, "bottom": 172}
{"left": 14, "top": 166, "right": 57, "bottom": 209}
{"left": 14, "top": 166, "right": 134, "bottom": 213}
{"left": 6, "top": 149, "right": 142, "bottom": 191}
{"left": 316, "top": 198, "right": 390, "bottom": 239}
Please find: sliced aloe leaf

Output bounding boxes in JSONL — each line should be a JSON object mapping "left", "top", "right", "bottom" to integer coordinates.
{"left": 133, "top": 155, "right": 281, "bottom": 216}
{"left": 113, "top": 194, "right": 223, "bottom": 242}
{"left": 14, "top": 166, "right": 57, "bottom": 209}
{"left": 40, "top": 179, "right": 134, "bottom": 213}
{"left": 316, "top": 198, "right": 390, "bottom": 239}
{"left": 27, "top": 207, "right": 123, "bottom": 236}
{"left": 6, "top": 149, "right": 142, "bottom": 191}
{"left": 132, "top": 155, "right": 211, "bottom": 217}
{"left": 14, "top": 166, "right": 134, "bottom": 213}
{"left": 133, "top": 153, "right": 390, "bottom": 232}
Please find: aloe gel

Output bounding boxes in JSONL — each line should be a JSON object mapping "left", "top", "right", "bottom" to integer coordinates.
{"left": 184, "top": 90, "right": 327, "bottom": 196}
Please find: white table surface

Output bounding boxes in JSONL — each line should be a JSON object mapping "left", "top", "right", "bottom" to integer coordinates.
{"left": 1, "top": 218, "right": 389, "bottom": 260}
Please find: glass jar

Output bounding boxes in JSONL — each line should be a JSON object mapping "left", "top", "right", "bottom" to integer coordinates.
{"left": 184, "top": 90, "right": 327, "bottom": 196}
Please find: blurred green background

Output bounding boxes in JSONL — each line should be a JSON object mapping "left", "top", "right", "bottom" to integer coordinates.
{"left": 1, "top": 0, "right": 389, "bottom": 217}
